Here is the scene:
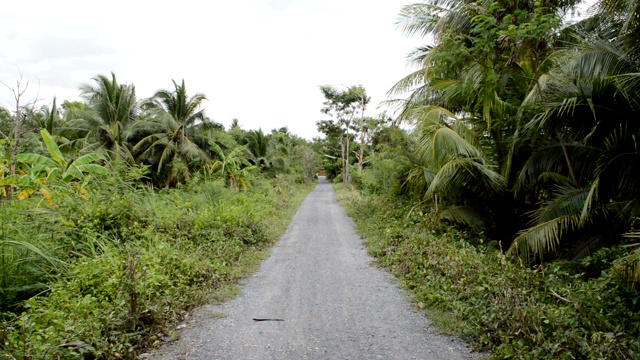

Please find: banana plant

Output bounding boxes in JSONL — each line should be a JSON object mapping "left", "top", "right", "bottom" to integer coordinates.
{"left": 0, "top": 129, "right": 110, "bottom": 202}
{"left": 208, "top": 142, "right": 257, "bottom": 190}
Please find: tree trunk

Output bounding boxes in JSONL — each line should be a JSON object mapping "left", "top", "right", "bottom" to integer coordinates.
{"left": 357, "top": 128, "right": 365, "bottom": 174}
{"left": 340, "top": 133, "right": 346, "bottom": 184}
{"left": 8, "top": 108, "right": 26, "bottom": 200}
{"left": 2, "top": 76, "right": 34, "bottom": 200}
{"left": 344, "top": 130, "right": 350, "bottom": 184}
{"left": 557, "top": 131, "right": 580, "bottom": 188}
{"left": 356, "top": 97, "right": 367, "bottom": 174}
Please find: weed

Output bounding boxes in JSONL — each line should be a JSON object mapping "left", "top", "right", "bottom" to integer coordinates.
{"left": 338, "top": 186, "right": 640, "bottom": 359}
{"left": 0, "top": 177, "right": 315, "bottom": 359}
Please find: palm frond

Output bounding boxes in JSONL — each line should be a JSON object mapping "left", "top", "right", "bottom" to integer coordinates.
{"left": 439, "top": 205, "right": 488, "bottom": 230}
{"left": 612, "top": 242, "right": 640, "bottom": 286}
{"left": 516, "top": 138, "right": 601, "bottom": 193}
{"left": 431, "top": 126, "right": 486, "bottom": 165}
{"left": 426, "top": 157, "right": 505, "bottom": 199}
{"left": 508, "top": 212, "right": 581, "bottom": 261}
{"left": 533, "top": 185, "right": 589, "bottom": 223}
{"left": 387, "top": 68, "right": 429, "bottom": 97}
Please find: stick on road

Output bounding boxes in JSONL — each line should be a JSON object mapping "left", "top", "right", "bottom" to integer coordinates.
{"left": 151, "top": 178, "right": 479, "bottom": 360}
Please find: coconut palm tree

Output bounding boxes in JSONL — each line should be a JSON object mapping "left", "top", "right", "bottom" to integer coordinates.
{"left": 243, "top": 129, "right": 287, "bottom": 175}
{"left": 65, "top": 73, "right": 139, "bottom": 162}
{"left": 392, "top": 0, "right": 578, "bottom": 168}
{"left": 392, "top": 0, "right": 589, "bottom": 243}
{"left": 133, "top": 79, "right": 215, "bottom": 187}
{"left": 506, "top": 4, "right": 640, "bottom": 264}
{"left": 404, "top": 106, "right": 508, "bottom": 231}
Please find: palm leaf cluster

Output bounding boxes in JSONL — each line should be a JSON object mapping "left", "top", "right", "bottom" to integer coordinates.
{"left": 394, "top": 0, "right": 640, "bottom": 277}
{"left": 1, "top": 73, "right": 319, "bottom": 191}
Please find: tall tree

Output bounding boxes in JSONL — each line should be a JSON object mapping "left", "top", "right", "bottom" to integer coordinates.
{"left": 390, "top": 0, "right": 579, "bottom": 239}
{"left": 318, "top": 85, "right": 364, "bottom": 184}
{"left": 505, "top": 0, "right": 640, "bottom": 263}
{"left": 67, "top": 73, "right": 139, "bottom": 162}
{"left": 348, "top": 86, "right": 372, "bottom": 174}
{"left": 133, "top": 79, "right": 214, "bottom": 187}
{"left": 315, "top": 119, "right": 343, "bottom": 180}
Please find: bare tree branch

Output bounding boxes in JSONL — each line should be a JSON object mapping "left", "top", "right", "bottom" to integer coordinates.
{"left": 1, "top": 71, "right": 41, "bottom": 199}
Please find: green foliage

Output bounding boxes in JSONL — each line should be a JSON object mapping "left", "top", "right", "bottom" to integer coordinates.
{"left": 0, "top": 68, "right": 322, "bottom": 359}
{"left": 133, "top": 79, "right": 216, "bottom": 187}
{"left": 69, "top": 72, "right": 139, "bottom": 162}
{"left": 316, "top": 85, "right": 371, "bottom": 184}
{"left": 0, "top": 173, "right": 314, "bottom": 359}
{"left": 290, "top": 144, "right": 321, "bottom": 184}
{"left": 392, "top": 0, "right": 640, "bottom": 275}
{"left": 0, "top": 199, "right": 64, "bottom": 312}
{"left": 351, "top": 151, "right": 406, "bottom": 196}
{"left": 339, "top": 186, "right": 640, "bottom": 359}
{"left": 208, "top": 142, "right": 256, "bottom": 190}
{"left": 0, "top": 130, "right": 108, "bottom": 204}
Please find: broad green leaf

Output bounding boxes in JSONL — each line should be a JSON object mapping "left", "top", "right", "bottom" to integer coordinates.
{"left": 16, "top": 153, "right": 58, "bottom": 168}
{"left": 0, "top": 174, "right": 21, "bottom": 185}
{"left": 75, "top": 164, "right": 110, "bottom": 176}
{"left": 70, "top": 152, "right": 105, "bottom": 167}
{"left": 41, "top": 129, "right": 67, "bottom": 167}
{"left": 46, "top": 168, "right": 63, "bottom": 182}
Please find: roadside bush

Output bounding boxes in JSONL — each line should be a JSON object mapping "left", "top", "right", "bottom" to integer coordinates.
{"left": 351, "top": 156, "right": 404, "bottom": 196}
{"left": 0, "top": 176, "right": 314, "bottom": 359}
{"left": 337, "top": 186, "right": 640, "bottom": 359}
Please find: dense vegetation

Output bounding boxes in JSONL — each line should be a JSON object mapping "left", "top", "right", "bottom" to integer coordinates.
{"left": 3, "top": 0, "right": 640, "bottom": 356}
{"left": 311, "top": 0, "right": 640, "bottom": 357}
{"left": 0, "top": 75, "right": 320, "bottom": 359}
{"left": 338, "top": 185, "right": 638, "bottom": 358}
{"left": 384, "top": 0, "right": 640, "bottom": 270}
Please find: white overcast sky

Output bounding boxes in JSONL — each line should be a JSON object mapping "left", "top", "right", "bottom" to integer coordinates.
{"left": 0, "top": 0, "right": 425, "bottom": 140}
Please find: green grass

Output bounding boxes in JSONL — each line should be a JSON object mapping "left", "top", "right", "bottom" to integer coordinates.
{"left": 0, "top": 175, "right": 314, "bottom": 359}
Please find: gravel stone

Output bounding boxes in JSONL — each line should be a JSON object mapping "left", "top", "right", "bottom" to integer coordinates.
{"left": 150, "top": 178, "right": 482, "bottom": 360}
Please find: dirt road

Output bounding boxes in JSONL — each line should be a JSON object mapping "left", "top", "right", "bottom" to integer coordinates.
{"left": 150, "top": 178, "right": 479, "bottom": 359}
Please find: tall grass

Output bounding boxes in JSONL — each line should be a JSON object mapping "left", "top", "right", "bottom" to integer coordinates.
{"left": 0, "top": 199, "right": 66, "bottom": 314}
{"left": 0, "top": 172, "right": 314, "bottom": 359}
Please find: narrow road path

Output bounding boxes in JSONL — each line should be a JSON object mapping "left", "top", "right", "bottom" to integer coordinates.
{"left": 151, "top": 178, "right": 479, "bottom": 360}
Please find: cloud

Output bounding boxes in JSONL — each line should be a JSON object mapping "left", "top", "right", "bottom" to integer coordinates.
{"left": 1, "top": 1, "right": 425, "bottom": 140}
{"left": 268, "top": 0, "right": 293, "bottom": 11}
{"left": 25, "top": 36, "right": 114, "bottom": 62}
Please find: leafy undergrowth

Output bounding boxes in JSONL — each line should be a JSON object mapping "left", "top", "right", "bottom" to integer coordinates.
{"left": 336, "top": 185, "right": 640, "bottom": 359}
{"left": 0, "top": 175, "right": 314, "bottom": 359}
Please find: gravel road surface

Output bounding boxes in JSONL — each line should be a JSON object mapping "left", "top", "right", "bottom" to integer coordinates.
{"left": 150, "top": 178, "right": 480, "bottom": 360}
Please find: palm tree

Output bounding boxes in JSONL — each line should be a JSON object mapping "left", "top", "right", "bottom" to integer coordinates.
{"left": 243, "top": 129, "right": 288, "bottom": 176}
{"left": 30, "top": 98, "right": 59, "bottom": 136}
{"left": 391, "top": 0, "right": 586, "bottom": 236}
{"left": 506, "top": 5, "right": 640, "bottom": 264}
{"left": 65, "top": 73, "right": 139, "bottom": 162}
{"left": 133, "top": 79, "right": 215, "bottom": 187}
{"left": 392, "top": 0, "right": 580, "bottom": 170}
{"left": 403, "top": 106, "right": 507, "bottom": 231}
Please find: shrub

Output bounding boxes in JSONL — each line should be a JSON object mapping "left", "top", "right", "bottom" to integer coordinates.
{"left": 339, "top": 187, "right": 640, "bottom": 359}
{"left": 0, "top": 176, "right": 314, "bottom": 359}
